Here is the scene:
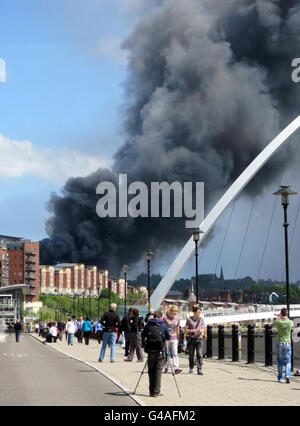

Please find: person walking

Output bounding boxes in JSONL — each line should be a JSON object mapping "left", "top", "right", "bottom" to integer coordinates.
{"left": 163, "top": 305, "right": 182, "bottom": 374}
{"left": 121, "top": 308, "right": 132, "bottom": 357}
{"left": 142, "top": 310, "right": 170, "bottom": 397}
{"left": 82, "top": 317, "right": 93, "bottom": 345}
{"left": 8, "top": 323, "right": 13, "bottom": 337}
{"left": 49, "top": 322, "right": 59, "bottom": 343}
{"left": 57, "top": 320, "right": 64, "bottom": 341}
{"left": 273, "top": 307, "right": 293, "bottom": 383}
{"left": 98, "top": 303, "right": 121, "bottom": 363}
{"left": 95, "top": 319, "right": 103, "bottom": 344}
{"left": 65, "top": 318, "right": 76, "bottom": 346}
{"left": 185, "top": 306, "right": 206, "bottom": 375}
{"left": 14, "top": 320, "right": 22, "bottom": 342}
{"left": 125, "top": 309, "right": 144, "bottom": 362}
{"left": 75, "top": 316, "right": 84, "bottom": 344}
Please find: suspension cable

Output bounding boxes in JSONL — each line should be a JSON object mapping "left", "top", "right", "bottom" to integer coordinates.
{"left": 256, "top": 134, "right": 294, "bottom": 282}
{"left": 214, "top": 199, "right": 236, "bottom": 276}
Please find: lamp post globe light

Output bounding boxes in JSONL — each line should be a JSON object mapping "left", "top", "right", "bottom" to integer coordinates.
{"left": 192, "top": 228, "right": 204, "bottom": 305}
{"left": 273, "top": 185, "right": 297, "bottom": 317}
{"left": 146, "top": 250, "right": 153, "bottom": 313}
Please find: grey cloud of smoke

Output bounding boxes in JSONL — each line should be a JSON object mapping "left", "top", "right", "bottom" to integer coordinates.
{"left": 40, "top": 0, "right": 300, "bottom": 275}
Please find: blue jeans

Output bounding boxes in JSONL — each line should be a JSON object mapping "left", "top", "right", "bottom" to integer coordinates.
{"left": 277, "top": 343, "right": 292, "bottom": 381}
{"left": 99, "top": 332, "right": 116, "bottom": 361}
{"left": 67, "top": 333, "right": 74, "bottom": 345}
{"left": 15, "top": 330, "right": 21, "bottom": 342}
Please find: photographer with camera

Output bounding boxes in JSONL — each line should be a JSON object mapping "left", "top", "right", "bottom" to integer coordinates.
{"left": 141, "top": 310, "right": 170, "bottom": 397}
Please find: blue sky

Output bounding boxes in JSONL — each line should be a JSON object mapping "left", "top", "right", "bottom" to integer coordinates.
{"left": 1, "top": 0, "right": 300, "bottom": 282}
{"left": 0, "top": 0, "right": 144, "bottom": 240}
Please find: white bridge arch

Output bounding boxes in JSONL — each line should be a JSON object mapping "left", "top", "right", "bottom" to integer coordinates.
{"left": 150, "top": 115, "right": 300, "bottom": 310}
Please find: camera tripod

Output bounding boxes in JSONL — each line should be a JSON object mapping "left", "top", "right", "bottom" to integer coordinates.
{"left": 133, "top": 351, "right": 181, "bottom": 398}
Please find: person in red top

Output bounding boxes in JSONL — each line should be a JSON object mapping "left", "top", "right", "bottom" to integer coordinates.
{"left": 163, "top": 305, "right": 182, "bottom": 374}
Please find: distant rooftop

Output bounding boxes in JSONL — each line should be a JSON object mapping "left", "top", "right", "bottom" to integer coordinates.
{"left": 54, "top": 263, "right": 80, "bottom": 268}
{"left": 0, "top": 235, "right": 23, "bottom": 241}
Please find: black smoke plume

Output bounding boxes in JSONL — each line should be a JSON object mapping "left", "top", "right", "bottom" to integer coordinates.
{"left": 40, "top": 0, "right": 300, "bottom": 274}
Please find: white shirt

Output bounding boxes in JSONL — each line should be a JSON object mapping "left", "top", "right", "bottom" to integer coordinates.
{"left": 66, "top": 321, "right": 76, "bottom": 334}
{"left": 49, "top": 326, "right": 58, "bottom": 337}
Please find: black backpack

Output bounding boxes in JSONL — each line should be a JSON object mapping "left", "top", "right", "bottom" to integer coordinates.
{"left": 144, "top": 322, "right": 164, "bottom": 353}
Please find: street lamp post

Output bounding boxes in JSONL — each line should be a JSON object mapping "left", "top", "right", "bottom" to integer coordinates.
{"left": 192, "top": 228, "right": 204, "bottom": 305}
{"left": 108, "top": 279, "right": 111, "bottom": 307}
{"left": 82, "top": 291, "right": 86, "bottom": 318}
{"left": 123, "top": 265, "right": 127, "bottom": 316}
{"left": 146, "top": 250, "right": 153, "bottom": 313}
{"left": 88, "top": 287, "right": 92, "bottom": 319}
{"left": 273, "top": 185, "right": 297, "bottom": 317}
{"left": 97, "top": 283, "right": 101, "bottom": 319}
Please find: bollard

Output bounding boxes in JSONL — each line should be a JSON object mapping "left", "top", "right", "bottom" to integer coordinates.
{"left": 178, "top": 328, "right": 184, "bottom": 354}
{"left": 232, "top": 324, "right": 239, "bottom": 362}
{"left": 206, "top": 325, "right": 213, "bottom": 358}
{"left": 265, "top": 324, "right": 273, "bottom": 366}
{"left": 247, "top": 324, "right": 255, "bottom": 364}
{"left": 218, "top": 325, "right": 225, "bottom": 360}
{"left": 238, "top": 332, "right": 242, "bottom": 361}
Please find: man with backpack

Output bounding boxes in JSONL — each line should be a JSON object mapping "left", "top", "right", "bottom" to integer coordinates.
{"left": 141, "top": 310, "right": 170, "bottom": 397}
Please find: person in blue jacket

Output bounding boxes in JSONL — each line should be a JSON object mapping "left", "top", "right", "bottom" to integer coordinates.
{"left": 141, "top": 310, "right": 170, "bottom": 397}
{"left": 82, "top": 317, "right": 93, "bottom": 345}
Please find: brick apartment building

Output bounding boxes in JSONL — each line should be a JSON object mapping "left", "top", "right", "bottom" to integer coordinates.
{"left": 39, "top": 264, "right": 127, "bottom": 299}
{"left": 0, "top": 245, "right": 9, "bottom": 287}
{"left": 0, "top": 235, "right": 41, "bottom": 313}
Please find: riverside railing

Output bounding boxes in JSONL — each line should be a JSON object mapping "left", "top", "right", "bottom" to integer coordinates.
{"left": 179, "top": 324, "right": 297, "bottom": 368}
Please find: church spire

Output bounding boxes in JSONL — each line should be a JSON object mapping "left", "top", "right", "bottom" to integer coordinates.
{"left": 220, "top": 266, "right": 224, "bottom": 287}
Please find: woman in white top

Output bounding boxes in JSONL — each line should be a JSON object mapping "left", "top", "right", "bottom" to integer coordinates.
{"left": 163, "top": 305, "right": 182, "bottom": 374}
{"left": 66, "top": 319, "right": 76, "bottom": 346}
{"left": 49, "top": 323, "right": 59, "bottom": 343}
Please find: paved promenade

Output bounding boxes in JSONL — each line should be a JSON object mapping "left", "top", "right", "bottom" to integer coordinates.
{"left": 32, "top": 334, "right": 300, "bottom": 406}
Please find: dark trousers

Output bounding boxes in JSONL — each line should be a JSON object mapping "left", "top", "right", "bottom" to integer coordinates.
{"left": 96, "top": 331, "right": 103, "bottom": 344}
{"left": 124, "top": 331, "right": 131, "bottom": 356}
{"left": 15, "top": 330, "right": 21, "bottom": 342}
{"left": 188, "top": 338, "right": 203, "bottom": 371}
{"left": 128, "top": 332, "right": 144, "bottom": 361}
{"left": 77, "top": 329, "right": 83, "bottom": 343}
{"left": 147, "top": 352, "right": 165, "bottom": 396}
{"left": 84, "top": 331, "right": 90, "bottom": 345}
